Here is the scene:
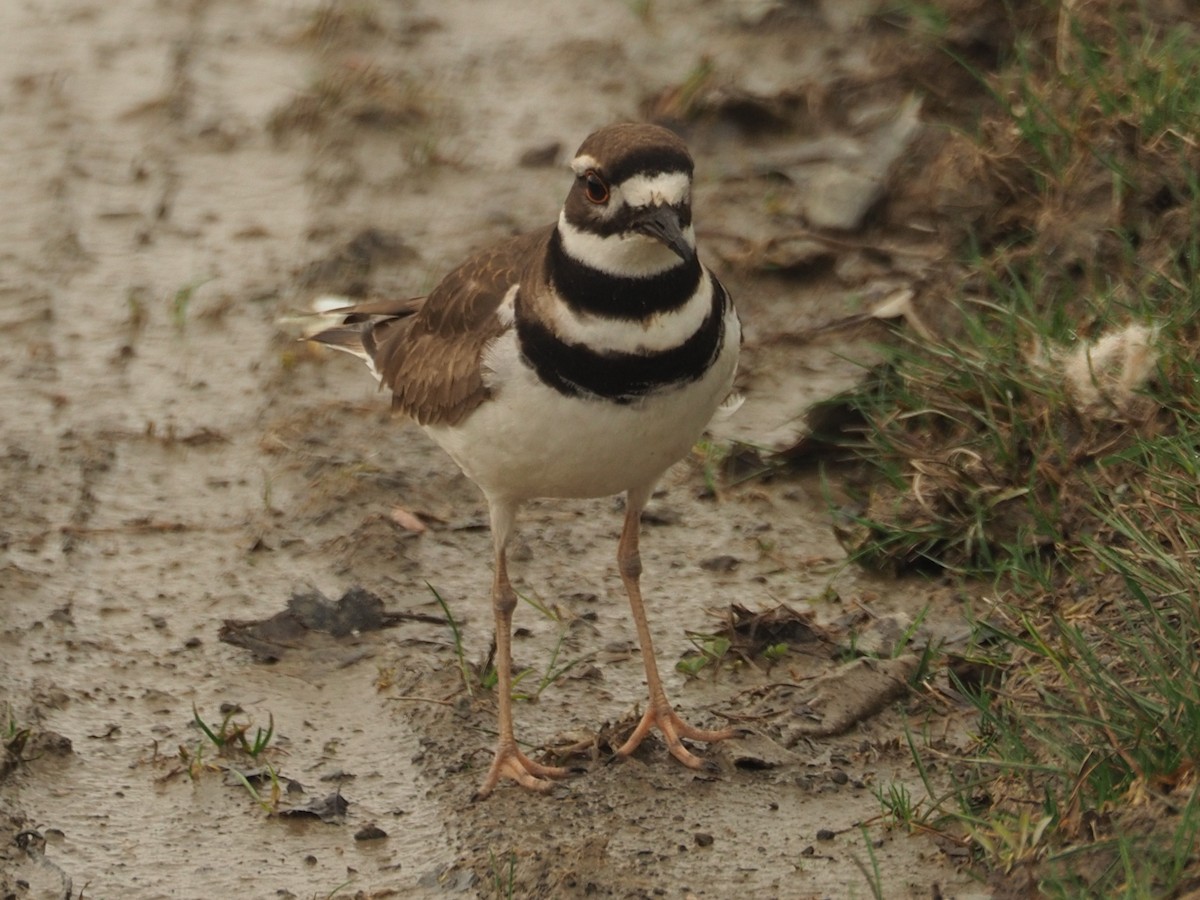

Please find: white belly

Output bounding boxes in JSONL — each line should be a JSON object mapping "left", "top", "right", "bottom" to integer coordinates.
{"left": 424, "top": 310, "right": 740, "bottom": 504}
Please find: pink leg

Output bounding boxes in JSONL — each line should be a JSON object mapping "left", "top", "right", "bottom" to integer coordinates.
{"left": 474, "top": 500, "right": 568, "bottom": 800}
{"left": 614, "top": 486, "right": 734, "bottom": 766}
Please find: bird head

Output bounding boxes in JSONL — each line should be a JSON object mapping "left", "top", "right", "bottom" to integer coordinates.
{"left": 558, "top": 123, "right": 697, "bottom": 277}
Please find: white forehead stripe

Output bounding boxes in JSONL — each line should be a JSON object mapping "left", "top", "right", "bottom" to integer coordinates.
{"left": 570, "top": 155, "right": 691, "bottom": 208}
{"left": 557, "top": 213, "right": 696, "bottom": 278}
{"left": 617, "top": 171, "right": 691, "bottom": 208}
{"left": 571, "top": 154, "right": 599, "bottom": 175}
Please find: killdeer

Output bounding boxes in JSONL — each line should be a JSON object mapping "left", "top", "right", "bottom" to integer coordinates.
{"left": 311, "top": 123, "right": 741, "bottom": 798}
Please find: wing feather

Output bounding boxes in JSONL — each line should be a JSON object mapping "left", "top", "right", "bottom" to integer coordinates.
{"left": 309, "top": 227, "right": 552, "bottom": 426}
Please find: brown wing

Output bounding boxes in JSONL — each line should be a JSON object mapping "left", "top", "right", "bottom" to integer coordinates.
{"left": 366, "top": 226, "right": 552, "bottom": 426}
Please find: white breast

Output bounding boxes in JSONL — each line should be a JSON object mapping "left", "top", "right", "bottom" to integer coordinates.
{"left": 423, "top": 305, "right": 740, "bottom": 505}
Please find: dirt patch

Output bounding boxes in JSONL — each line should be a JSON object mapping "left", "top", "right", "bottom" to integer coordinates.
{"left": 2, "top": 1, "right": 993, "bottom": 897}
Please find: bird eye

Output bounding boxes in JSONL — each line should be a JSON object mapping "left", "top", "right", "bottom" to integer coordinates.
{"left": 582, "top": 170, "right": 609, "bottom": 204}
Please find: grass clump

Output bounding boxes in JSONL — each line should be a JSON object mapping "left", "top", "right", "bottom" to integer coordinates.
{"left": 940, "top": 458, "right": 1200, "bottom": 894}
{"left": 826, "top": 1, "right": 1200, "bottom": 893}
{"left": 1, "top": 704, "right": 33, "bottom": 781}
{"left": 840, "top": 0, "right": 1200, "bottom": 576}
{"left": 427, "top": 582, "right": 594, "bottom": 703}
{"left": 181, "top": 704, "right": 282, "bottom": 812}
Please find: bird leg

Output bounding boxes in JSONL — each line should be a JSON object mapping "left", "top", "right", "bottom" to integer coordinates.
{"left": 614, "top": 486, "right": 735, "bottom": 766}
{"left": 474, "top": 502, "right": 568, "bottom": 800}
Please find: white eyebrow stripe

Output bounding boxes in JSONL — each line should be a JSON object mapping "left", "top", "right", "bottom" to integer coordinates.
{"left": 570, "top": 154, "right": 599, "bottom": 175}
{"left": 617, "top": 171, "right": 691, "bottom": 208}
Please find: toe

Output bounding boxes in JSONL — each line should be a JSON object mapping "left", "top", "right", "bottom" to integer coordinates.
{"left": 474, "top": 744, "right": 568, "bottom": 799}
{"left": 615, "top": 701, "right": 733, "bottom": 766}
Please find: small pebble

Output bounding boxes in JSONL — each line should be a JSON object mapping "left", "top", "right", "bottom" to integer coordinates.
{"left": 354, "top": 824, "right": 388, "bottom": 841}
{"left": 699, "top": 554, "right": 740, "bottom": 573}
{"left": 694, "top": 832, "right": 714, "bottom": 848}
{"left": 831, "top": 770, "right": 849, "bottom": 785}
{"left": 816, "top": 828, "right": 836, "bottom": 841}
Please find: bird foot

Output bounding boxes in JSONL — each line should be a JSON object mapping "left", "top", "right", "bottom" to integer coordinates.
{"left": 473, "top": 742, "right": 569, "bottom": 800}
{"left": 615, "top": 701, "right": 735, "bottom": 768}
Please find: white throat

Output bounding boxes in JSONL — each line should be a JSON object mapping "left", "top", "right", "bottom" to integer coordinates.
{"left": 557, "top": 212, "right": 695, "bottom": 278}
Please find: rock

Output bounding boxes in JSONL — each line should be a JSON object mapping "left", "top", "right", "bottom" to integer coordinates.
{"left": 802, "top": 95, "right": 924, "bottom": 231}
{"left": 782, "top": 655, "right": 919, "bottom": 742}
{"left": 354, "top": 824, "right": 388, "bottom": 841}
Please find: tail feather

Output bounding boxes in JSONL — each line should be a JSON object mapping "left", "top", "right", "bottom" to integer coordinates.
{"left": 309, "top": 324, "right": 373, "bottom": 361}
{"left": 298, "top": 295, "right": 425, "bottom": 382}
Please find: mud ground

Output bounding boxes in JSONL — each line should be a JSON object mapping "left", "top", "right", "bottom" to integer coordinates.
{"left": 2, "top": 1, "right": 991, "bottom": 897}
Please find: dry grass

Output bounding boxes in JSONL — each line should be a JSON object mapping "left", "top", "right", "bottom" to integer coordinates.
{"left": 819, "top": 1, "right": 1200, "bottom": 893}
{"left": 268, "top": 61, "right": 429, "bottom": 139}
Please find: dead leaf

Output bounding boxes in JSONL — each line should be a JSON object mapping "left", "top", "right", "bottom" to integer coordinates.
{"left": 278, "top": 790, "right": 349, "bottom": 823}
{"left": 220, "top": 587, "right": 448, "bottom": 661}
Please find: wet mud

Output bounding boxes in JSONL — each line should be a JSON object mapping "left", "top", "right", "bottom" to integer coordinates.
{"left": 2, "top": 1, "right": 990, "bottom": 897}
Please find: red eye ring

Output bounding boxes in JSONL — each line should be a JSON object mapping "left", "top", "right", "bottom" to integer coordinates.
{"left": 582, "top": 169, "right": 609, "bottom": 204}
